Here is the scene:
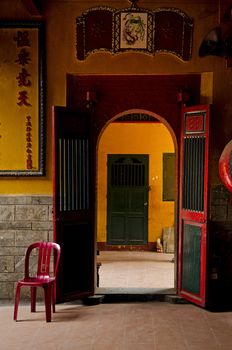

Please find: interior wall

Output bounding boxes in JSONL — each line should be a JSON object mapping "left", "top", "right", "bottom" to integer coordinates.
{"left": 0, "top": 0, "right": 231, "bottom": 195}
{"left": 97, "top": 122, "right": 175, "bottom": 244}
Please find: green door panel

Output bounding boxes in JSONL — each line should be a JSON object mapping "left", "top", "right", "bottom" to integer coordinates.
{"left": 111, "top": 216, "right": 126, "bottom": 242}
{"left": 182, "top": 223, "right": 201, "bottom": 295}
{"left": 128, "top": 217, "right": 146, "bottom": 243}
{"left": 107, "top": 155, "right": 149, "bottom": 245}
{"left": 128, "top": 188, "right": 146, "bottom": 212}
{"left": 110, "top": 189, "right": 126, "bottom": 211}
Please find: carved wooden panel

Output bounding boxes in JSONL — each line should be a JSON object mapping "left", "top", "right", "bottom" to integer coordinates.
{"left": 76, "top": 6, "right": 193, "bottom": 61}
{"left": 154, "top": 8, "right": 193, "bottom": 61}
{"left": 185, "top": 113, "right": 205, "bottom": 134}
{"left": 76, "top": 7, "right": 113, "bottom": 60}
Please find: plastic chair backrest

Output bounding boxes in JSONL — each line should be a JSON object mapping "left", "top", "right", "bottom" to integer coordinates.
{"left": 24, "top": 242, "right": 61, "bottom": 279}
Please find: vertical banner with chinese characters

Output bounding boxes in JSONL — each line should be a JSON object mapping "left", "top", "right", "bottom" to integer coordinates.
{"left": 0, "top": 22, "right": 45, "bottom": 176}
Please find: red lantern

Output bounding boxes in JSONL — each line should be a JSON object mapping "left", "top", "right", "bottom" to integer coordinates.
{"left": 219, "top": 140, "right": 232, "bottom": 192}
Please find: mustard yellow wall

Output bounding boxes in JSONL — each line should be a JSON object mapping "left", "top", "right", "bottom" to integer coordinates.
{"left": 97, "top": 122, "right": 175, "bottom": 243}
{"left": 0, "top": 0, "right": 231, "bottom": 195}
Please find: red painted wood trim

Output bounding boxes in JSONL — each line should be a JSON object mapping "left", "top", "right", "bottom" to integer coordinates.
{"left": 52, "top": 106, "right": 57, "bottom": 243}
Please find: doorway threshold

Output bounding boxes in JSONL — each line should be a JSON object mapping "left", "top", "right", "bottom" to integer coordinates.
{"left": 94, "top": 287, "right": 185, "bottom": 303}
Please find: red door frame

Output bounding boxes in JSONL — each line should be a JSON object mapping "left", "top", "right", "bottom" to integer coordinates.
{"left": 52, "top": 74, "right": 203, "bottom": 301}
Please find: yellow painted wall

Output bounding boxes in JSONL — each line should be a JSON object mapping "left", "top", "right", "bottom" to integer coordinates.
{"left": 0, "top": 0, "right": 231, "bottom": 195}
{"left": 97, "top": 122, "right": 175, "bottom": 243}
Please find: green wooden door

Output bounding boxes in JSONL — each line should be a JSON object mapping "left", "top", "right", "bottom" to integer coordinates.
{"left": 107, "top": 155, "right": 149, "bottom": 245}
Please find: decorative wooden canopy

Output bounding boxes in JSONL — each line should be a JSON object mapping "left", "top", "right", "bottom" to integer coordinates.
{"left": 76, "top": 6, "right": 193, "bottom": 61}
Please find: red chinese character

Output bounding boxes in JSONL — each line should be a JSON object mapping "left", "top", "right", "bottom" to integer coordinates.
{"left": 16, "top": 68, "right": 31, "bottom": 87}
{"left": 26, "top": 157, "right": 32, "bottom": 169}
{"left": 17, "top": 91, "right": 31, "bottom": 107}
{"left": 15, "top": 49, "right": 31, "bottom": 66}
{"left": 14, "top": 31, "right": 31, "bottom": 47}
{"left": 26, "top": 120, "right": 32, "bottom": 126}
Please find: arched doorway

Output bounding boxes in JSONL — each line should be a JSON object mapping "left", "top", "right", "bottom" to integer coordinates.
{"left": 96, "top": 110, "right": 177, "bottom": 293}
{"left": 53, "top": 74, "right": 211, "bottom": 308}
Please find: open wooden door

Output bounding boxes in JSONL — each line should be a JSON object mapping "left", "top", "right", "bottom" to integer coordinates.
{"left": 52, "top": 106, "right": 95, "bottom": 303}
{"left": 178, "top": 105, "right": 210, "bottom": 307}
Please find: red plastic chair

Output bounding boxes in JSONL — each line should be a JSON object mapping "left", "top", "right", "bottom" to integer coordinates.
{"left": 13, "top": 241, "right": 61, "bottom": 322}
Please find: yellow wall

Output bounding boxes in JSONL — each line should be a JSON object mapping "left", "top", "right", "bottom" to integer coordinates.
{"left": 97, "top": 122, "right": 175, "bottom": 243}
{"left": 0, "top": 0, "right": 231, "bottom": 194}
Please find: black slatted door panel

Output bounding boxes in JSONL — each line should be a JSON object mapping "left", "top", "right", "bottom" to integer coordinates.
{"left": 59, "top": 138, "right": 90, "bottom": 211}
{"left": 53, "top": 106, "right": 95, "bottom": 303}
{"left": 111, "top": 163, "right": 145, "bottom": 187}
{"left": 182, "top": 137, "right": 205, "bottom": 212}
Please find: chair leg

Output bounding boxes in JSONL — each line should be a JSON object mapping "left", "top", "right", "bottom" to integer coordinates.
{"left": 31, "top": 287, "right": 37, "bottom": 312}
{"left": 44, "top": 285, "right": 52, "bottom": 322}
{"left": 13, "top": 283, "right": 21, "bottom": 321}
{"left": 52, "top": 282, "right": 56, "bottom": 313}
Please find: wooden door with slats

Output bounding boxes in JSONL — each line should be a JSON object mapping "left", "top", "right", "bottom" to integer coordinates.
{"left": 178, "top": 105, "right": 210, "bottom": 307}
{"left": 107, "top": 155, "right": 149, "bottom": 245}
{"left": 52, "top": 106, "right": 95, "bottom": 303}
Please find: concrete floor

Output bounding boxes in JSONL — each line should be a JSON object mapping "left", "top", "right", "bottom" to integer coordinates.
{"left": 2, "top": 251, "right": 232, "bottom": 349}
{"left": 1, "top": 301, "right": 232, "bottom": 349}
{"left": 97, "top": 251, "right": 175, "bottom": 294}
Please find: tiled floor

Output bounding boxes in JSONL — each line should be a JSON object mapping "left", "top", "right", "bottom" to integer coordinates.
{"left": 1, "top": 301, "right": 232, "bottom": 349}
{"left": 97, "top": 251, "right": 175, "bottom": 294}
{"left": 2, "top": 251, "right": 232, "bottom": 349}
